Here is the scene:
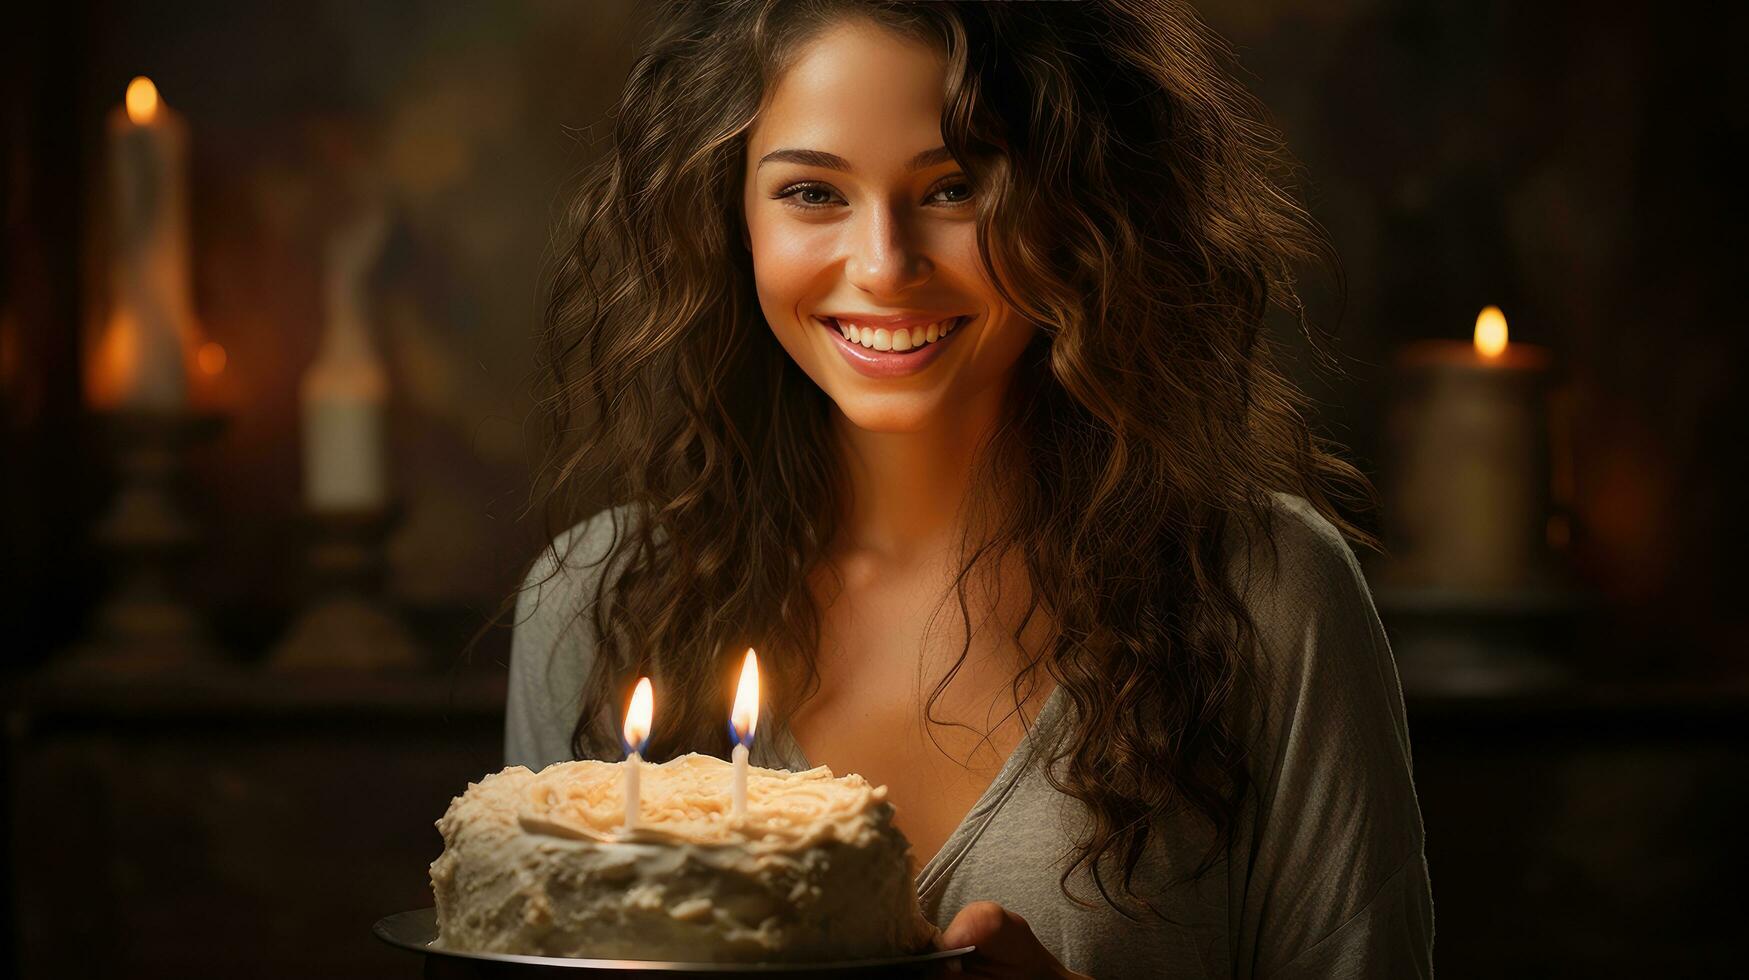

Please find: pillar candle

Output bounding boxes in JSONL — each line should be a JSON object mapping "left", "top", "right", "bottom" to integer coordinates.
{"left": 1383, "top": 307, "right": 1555, "bottom": 593}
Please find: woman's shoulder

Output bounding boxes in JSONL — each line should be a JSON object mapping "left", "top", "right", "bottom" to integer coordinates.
{"left": 1218, "top": 492, "right": 1378, "bottom": 647}
{"left": 510, "top": 503, "right": 650, "bottom": 701}
{"left": 506, "top": 503, "right": 645, "bottom": 770}
{"left": 1222, "top": 491, "right": 1368, "bottom": 600}
{"left": 1217, "top": 491, "right": 1400, "bottom": 727}
{"left": 1216, "top": 496, "right": 1431, "bottom": 974}
{"left": 516, "top": 504, "right": 645, "bottom": 625}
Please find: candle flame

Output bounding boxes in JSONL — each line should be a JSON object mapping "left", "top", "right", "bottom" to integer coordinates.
{"left": 730, "top": 648, "right": 759, "bottom": 745}
{"left": 1474, "top": 306, "right": 1509, "bottom": 359}
{"left": 126, "top": 77, "right": 160, "bottom": 125}
{"left": 623, "top": 676, "right": 653, "bottom": 752}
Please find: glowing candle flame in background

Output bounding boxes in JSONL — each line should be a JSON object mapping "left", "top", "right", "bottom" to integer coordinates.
{"left": 1474, "top": 305, "right": 1509, "bottom": 360}
{"left": 730, "top": 648, "right": 759, "bottom": 746}
{"left": 125, "top": 76, "right": 160, "bottom": 125}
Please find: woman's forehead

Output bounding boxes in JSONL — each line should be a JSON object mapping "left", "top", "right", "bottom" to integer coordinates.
{"left": 750, "top": 20, "right": 948, "bottom": 162}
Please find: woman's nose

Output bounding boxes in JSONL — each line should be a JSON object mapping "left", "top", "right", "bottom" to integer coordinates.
{"left": 845, "top": 206, "right": 932, "bottom": 297}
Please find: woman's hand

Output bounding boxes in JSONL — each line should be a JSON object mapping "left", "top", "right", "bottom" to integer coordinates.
{"left": 931, "top": 901, "right": 1092, "bottom": 979}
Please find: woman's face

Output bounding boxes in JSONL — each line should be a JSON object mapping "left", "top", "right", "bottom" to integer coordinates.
{"left": 742, "top": 20, "right": 1035, "bottom": 433}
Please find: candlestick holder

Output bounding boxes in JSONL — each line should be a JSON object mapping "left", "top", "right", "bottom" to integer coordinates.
{"left": 63, "top": 408, "right": 226, "bottom": 673}
{"left": 266, "top": 504, "right": 423, "bottom": 671}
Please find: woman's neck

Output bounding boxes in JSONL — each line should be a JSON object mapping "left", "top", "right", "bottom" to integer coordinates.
{"left": 826, "top": 380, "right": 1014, "bottom": 567}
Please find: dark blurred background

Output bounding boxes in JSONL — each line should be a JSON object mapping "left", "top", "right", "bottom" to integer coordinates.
{"left": 1, "top": 1, "right": 1743, "bottom": 977}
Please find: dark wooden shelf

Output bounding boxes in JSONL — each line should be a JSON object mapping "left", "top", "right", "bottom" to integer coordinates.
{"left": 1405, "top": 680, "right": 1749, "bottom": 732}
{"left": 3, "top": 664, "right": 508, "bottom": 726}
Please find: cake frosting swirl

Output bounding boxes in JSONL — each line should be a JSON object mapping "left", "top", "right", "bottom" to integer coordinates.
{"left": 429, "top": 752, "right": 934, "bottom": 962}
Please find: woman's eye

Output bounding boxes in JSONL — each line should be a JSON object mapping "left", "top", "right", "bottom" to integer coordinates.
{"left": 773, "top": 178, "right": 975, "bottom": 212}
{"left": 930, "top": 181, "right": 973, "bottom": 206}
{"left": 775, "top": 183, "right": 843, "bottom": 210}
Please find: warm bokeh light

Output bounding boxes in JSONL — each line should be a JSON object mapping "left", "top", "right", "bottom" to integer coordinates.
{"left": 730, "top": 648, "right": 759, "bottom": 744}
{"left": 88, "top": 316, "right": 140, "bottom": 408}
{"left": 125, "top": 76, "right": 160, "bottom": 125}
{"left": 1474, "top": 305, "right": 1509, "bottom": 359}
{"left": 623, "top": 677, "right": 654, "bottom": 750}
{"left": 196, "top": 341, "right": 227, "bottom": 375}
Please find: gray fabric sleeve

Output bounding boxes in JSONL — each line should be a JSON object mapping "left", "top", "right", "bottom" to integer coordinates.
{"left": 1232, "top": 493, "right": 1435, "bottom": 979}
{"left": 504, "top": 507, "right": 629, "bottom": 771}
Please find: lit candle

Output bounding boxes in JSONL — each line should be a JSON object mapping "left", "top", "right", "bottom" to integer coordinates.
{"left": 728, "top": 648, "right": 759, "bottom": 823}
{"left": 1384, "top": 306, "right": 1556, "bottom": 593}
{"left": 622, "top": 676, "right": 653, "bottom": 832}
{"left": 91, "top": 77, "right": 196, "bottom": 411}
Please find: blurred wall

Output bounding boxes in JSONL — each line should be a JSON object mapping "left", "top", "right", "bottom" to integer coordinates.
{"left": 5, "top": 0, "right": 647, "bottom": 663}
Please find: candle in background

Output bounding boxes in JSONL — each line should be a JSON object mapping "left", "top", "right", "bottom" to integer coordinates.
{"left": 728, "top": 648, "right": 759, "bottom": 822}
{"left": 622, "top": 677, "right": 654, "bottom": 832}
{"left": 300, "top": 207, "right": 389, "bottom": 512}
{"left": 1384, "top": 306, "right": 1556, "bottom": 594}
{"left": 90, "top": 77, "right": 196, "bottom": 411}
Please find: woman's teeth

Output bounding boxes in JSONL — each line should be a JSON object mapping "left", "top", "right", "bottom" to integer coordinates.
{"left": 833, "top": 317, "right": 959, "bottom": 351}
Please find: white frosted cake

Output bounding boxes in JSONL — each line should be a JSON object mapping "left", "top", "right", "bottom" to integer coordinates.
{"left": 428, "top": 752, "right": 934, "bottom": 962}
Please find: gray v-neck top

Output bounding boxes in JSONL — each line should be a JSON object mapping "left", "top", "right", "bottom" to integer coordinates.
{"left": 504, "top": 494, "right": 1435, "bottom": 978}
{"left": 771, "top": 682, "right": 1070, "bottom": 911}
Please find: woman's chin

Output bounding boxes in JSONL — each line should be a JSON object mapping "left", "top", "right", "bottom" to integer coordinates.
{"left": 827, "top": 394, "right": 947, "bottom": 434}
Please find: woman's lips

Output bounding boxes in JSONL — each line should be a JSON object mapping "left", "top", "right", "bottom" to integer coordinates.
{"left": 808, "top": 313, "right": 965, "bottom": 379}
{"left": 815, "top": 315, "right": 969, "bottom": 379}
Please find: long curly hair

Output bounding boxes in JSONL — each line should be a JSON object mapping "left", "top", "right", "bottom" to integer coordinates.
{"left": 529, "top": 0, "right": 1378, "bottom": 921}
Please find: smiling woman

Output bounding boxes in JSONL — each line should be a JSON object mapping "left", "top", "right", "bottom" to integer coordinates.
{"left": 741, "top": 18, "right": 1033, "bottom": 431}
{"left": 743, "top": 21, "right": 1033, "bottom": 430}
{"left": 509, "top": 2, "right": 1432, "bottom": 978}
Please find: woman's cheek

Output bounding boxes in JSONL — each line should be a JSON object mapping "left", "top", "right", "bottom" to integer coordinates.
{"left": 753, "top": 224, "right": 835, "bottom": 320}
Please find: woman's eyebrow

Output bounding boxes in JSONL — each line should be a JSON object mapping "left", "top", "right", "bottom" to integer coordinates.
{"left": 757, "top": 145, "right": 954, "bottom": 173}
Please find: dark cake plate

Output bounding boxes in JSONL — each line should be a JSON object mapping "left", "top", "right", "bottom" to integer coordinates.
{"left": 375, "top": 909, "right": 975, "bottom": 979}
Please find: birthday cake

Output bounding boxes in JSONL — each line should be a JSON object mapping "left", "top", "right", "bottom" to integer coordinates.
{"left": 428, "top": 752, "right": 934, "bottom": 962}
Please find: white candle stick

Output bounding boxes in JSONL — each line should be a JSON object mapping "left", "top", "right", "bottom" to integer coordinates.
{"left": 622, "top": 677, "right": 654, "bottom": 833}
{"left": 728, "top": 648, "right": 759, "bottom": 823}
{"left": 623, "top": 750, "right": 642, "bottom": 830}
{"left": 731, "top": 742, "right": 748, "bottom": 821}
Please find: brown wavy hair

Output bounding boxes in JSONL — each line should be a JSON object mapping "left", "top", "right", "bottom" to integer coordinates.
{"left": 529, "top": 0, "right": 1378, "bottom": 921}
